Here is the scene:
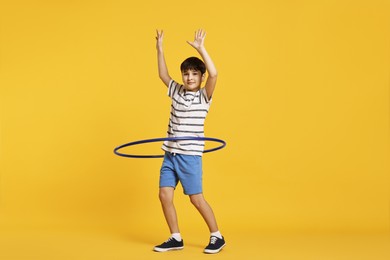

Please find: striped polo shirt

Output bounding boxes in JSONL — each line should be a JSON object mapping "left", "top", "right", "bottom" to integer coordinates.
{"left": 162, "top": 79, "right": 212, "bottom": 156}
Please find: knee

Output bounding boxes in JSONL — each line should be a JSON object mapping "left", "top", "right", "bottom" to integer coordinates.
{"left": 190, "top": 194, "right": 205, "bottom": 209}
{"left": 159, "top": 189, "right": 173, "bottom": 204}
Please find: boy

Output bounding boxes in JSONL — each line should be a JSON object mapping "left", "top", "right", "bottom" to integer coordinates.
{"left": 154, "top": 29, "right": 225, "bottom": 254}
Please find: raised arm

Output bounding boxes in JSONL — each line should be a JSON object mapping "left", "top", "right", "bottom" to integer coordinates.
{"left": 187, "top": 29, "right": 217, "bottom": 100}
{"left": 156, "top": 30, "right": 171, "bottom": 87}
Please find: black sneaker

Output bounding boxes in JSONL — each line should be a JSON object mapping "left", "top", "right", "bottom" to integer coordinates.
{"left": 204, "top": 236, "right": 226, "bottom": 254}
{"left": 154, "top": 237, "right": 184, "bottom": 252}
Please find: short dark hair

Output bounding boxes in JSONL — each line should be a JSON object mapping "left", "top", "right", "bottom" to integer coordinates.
{"left": 180, "top": 57, "right": 206, "bottom": 75}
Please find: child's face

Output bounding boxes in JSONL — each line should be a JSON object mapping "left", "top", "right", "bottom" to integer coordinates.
{"left": 181, "top": 69, "right": 205, "bottom": 91}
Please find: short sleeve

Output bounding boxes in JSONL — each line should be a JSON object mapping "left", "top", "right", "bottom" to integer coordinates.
{"left": 167, "top": 79, "right": 179, "bottom": 98}
{"left": 201, "top": 87, "right": 212, "bottom": 103}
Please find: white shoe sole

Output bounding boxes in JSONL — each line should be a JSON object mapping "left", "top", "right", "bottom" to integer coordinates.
{"left": 204, "top": 243, "right": 226, "bottom": 254}
{"left": 154, "top": 246, "right": 184, "bottom": 252}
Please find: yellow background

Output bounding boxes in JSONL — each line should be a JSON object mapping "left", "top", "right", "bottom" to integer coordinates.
{"left": 1, "top": 0, "right": 389, "bottom": 259}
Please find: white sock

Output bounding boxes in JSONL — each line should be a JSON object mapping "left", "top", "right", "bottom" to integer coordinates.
{"left": 210, "top": 231, "right": 222, "bottom": 239}
{"left": 171, "top": 233, "right": 182, "bottom": 241}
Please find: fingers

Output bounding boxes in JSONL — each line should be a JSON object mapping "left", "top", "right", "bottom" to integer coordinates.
{"left": 186, "top": 29, "right": 207, "bottom": 49}
{"left": 157, "top": 29, "right": 205, "bottom": 41}
{"left": 156, "top": 29, "right": 164, "bottom": 40}
{"left": 157, "top": 29, "right": 205, "bottom": 46}
{"left": 156, "top": 30, "right": 164, "bottom": 50}
{"left": 194, "top": 29, "right": 206, "bottom": 39}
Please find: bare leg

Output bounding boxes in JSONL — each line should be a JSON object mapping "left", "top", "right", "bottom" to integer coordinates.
{"left": 189, "top": 193, "right": 219, "bottom": 232}
{"left": 159, "top": 187, "right": 180, "bottom": 234}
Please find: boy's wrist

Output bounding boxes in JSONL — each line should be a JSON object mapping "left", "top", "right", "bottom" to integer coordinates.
{"left": 196, "top": 46, "right": 206, "bottom": 53}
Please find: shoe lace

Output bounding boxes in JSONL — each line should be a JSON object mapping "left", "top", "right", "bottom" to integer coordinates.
{"left": 210, "top": 236, "right": 218, "bottom": 244}
{"left": 165, "top": 237, "right": 174, "bottom": 243}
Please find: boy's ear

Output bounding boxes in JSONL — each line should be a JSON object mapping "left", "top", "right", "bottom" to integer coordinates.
{"left": 202, "top": 74, "right": 206, "bottom": 81}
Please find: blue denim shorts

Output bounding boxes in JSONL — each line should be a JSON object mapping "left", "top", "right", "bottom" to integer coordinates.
{"left": 159, "top": 152, "right": 203, "bottom": 195}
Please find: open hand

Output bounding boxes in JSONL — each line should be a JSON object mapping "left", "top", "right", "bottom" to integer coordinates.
{"left": 187, "top": 29, "right": 206, "bottom": 50}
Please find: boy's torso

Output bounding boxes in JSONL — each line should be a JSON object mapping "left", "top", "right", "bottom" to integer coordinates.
{"left": 162, "top": 80, "right": 212, "bottom": 156}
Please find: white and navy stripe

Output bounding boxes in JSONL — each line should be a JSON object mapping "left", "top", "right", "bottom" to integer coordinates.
{"left": 162, "top": 79, "right": 212, "bottom": 156}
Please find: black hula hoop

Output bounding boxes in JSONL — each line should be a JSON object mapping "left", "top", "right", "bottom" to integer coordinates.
{"left": 113, "top": 136, "right": 226, "bottom": 158}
